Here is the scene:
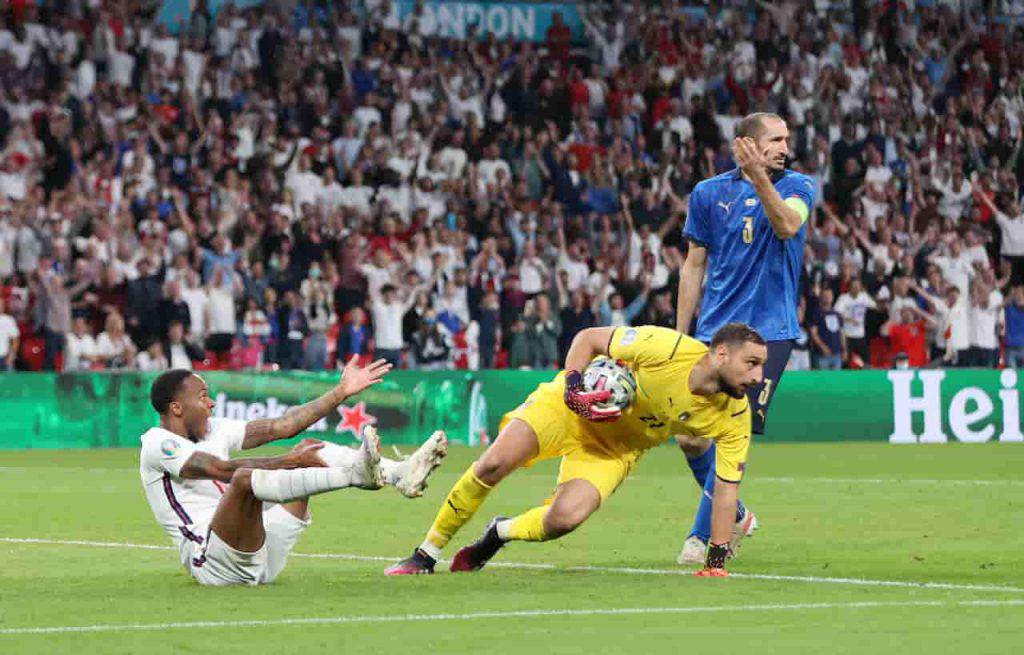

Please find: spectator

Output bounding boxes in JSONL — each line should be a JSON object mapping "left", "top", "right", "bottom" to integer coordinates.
{"left": 136, "top": 341, "right": 170, "bottom": 372}
{"left": 834, "top": 278, "right": 876, "bottom": 368}
{"left": 788, "top": 299, "right": 812, "bottom": 372}
{"left": 205, "top": 267, "right": 240, "bottom": 357}
{"left": 96, "top": 312, "right": 137, "bottom": 370}
{"left": 411, "top": 309, "right": 451, "bottom": 371}
{"left": 242, "top": 299, "right": 272, "bottom": 342}
{"left": 809, "top": 288, "right": 845, "bottom": 370}
{"left": 337, "top": 308, "right": 372, "bottom": 365}
{"left": 40, "top": 271, "right": 88, "bottom": 371}
{"left": 277, "top": 290, "right": 309, "bottom": 371}
{"left": 164, "top": 321, "right": 204, "bottom": 371}
{"left": 304, "top": 284, "right": 334, "bottom": 371}
{"left": 527, "top": 295, "right": 561, "bottom": 369}
{"left": 506, "top": 318, "right": 532, "bottom": 370}
{"left": 1005, "top": 286, "right": 1024, "bottom": 369}
{"left": 159, "top": 281, "right": 193, "bottom": 336}
{"left": 0, "top": 297, "right": 18, "bottom": 371}
{"left": 965, "top": 281, "right": 1002, "bottom": 368}
{"left": 124, "top": 258, "right": 166, "bottom": 347}
{"left": 882, "top": 307, "right": 934, "bottom": 370}
{"left": 476, "top": 292, "right": 501, "bottom": 370}
{"left": 64, "top": 316, "right": 100, "bottom": 372}
{"left": 598, "top": 276, "right": 649, "bottom": 327}
{"left": 369, "top": 282, "right": 421, "bottom": 369}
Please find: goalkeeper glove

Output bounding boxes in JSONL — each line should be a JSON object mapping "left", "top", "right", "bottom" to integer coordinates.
{"left": 564, "top": 370, "right": 621, "bottom": 422}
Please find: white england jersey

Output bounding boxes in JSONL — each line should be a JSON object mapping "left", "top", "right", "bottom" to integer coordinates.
{"left": 139, "top": 419, "right": 247, "bottom": 561}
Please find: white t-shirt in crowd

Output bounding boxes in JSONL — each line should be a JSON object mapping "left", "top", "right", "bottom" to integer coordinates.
{"left": 181, "top": 287, "right": 209, "bottom": 337}
{"left": 519, "top": 258, "right": 547, "bottom": 295}
{"left": 370, "top": 300, "right": 408, "bottom": 350}
{"left": 969, "top": 301, "right": 1001, "bottom": 350}
{"left": 995, "top": 211, "right": 1024, "bottom": 257}
{"left": 557, "top": 251, "right": 590, "bottom": 293}
{"left": 207, "top": 286, "right": 237, "bottom": 334}
{"left": 64, "top": 332, "right": 97, "bottom": 370}
{"left": 833, "top": 291, "right": 877, "bottom": 339}
{"left": 0, "top": 314, "right": 19, "bottom": 358}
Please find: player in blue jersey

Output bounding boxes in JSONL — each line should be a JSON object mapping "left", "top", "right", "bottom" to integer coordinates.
{"left": 674, "top": 113, "right": 816, "bottom": 567}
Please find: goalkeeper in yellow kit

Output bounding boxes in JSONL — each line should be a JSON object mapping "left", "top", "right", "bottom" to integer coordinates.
{"left": 385, "top": 322, "right": 767, "bottom": 577}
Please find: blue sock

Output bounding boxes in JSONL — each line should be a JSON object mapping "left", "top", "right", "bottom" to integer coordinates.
{"left": 685, "top": 445, "right": 715, "bottom": 487}
{"left": 687, "top": 456, "right": 747, "bottom": 543}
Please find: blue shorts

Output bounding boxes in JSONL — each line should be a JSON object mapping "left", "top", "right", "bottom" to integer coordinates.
{"left": 747, "top": 339, "right": 794, "bottom": 434}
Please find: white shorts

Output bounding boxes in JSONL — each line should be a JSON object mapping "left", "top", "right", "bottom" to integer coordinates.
{"left": 182, "top": 504, "right": 311, "bottom": 586}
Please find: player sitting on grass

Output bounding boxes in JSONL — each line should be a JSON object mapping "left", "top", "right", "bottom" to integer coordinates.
{"left": 385, "top": 323, "right": 765, "bottom": 578}
{"left": 140, "top": 357, "right": 447, "bottom": 586}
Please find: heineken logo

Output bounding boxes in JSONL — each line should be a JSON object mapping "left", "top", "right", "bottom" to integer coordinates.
{"left": 888, "top": 370, "right": 1024, "bottom": 444}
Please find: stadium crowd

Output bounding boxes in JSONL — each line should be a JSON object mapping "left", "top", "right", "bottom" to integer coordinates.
{"left": 2, "top": 0, "right": 1024, "bottom": 373}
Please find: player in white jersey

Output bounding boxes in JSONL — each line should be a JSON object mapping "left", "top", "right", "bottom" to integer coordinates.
{"left": 140, "top": 356, "right": 448, "bottom": 586}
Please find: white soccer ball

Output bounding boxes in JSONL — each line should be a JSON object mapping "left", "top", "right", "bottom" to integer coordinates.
{"left": 582, "top": 357, "right": 637, "bottom": 412}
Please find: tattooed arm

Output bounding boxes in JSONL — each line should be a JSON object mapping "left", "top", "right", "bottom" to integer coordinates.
{"left": 241, "top": 357, "right": 392, "bottom": 450}
{"left": 179, "top": 440, "right": 329, "bottom": 483}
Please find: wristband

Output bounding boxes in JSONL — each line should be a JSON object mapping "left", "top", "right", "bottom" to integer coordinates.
{"left": 705, "top": 542, "right": 730, "bottom": 569}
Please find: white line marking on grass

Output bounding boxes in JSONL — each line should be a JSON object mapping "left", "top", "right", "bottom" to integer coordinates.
{"left": 5, "top": 536, "right": 1024, "bottom": 595}
{"left": 4, "top": 600, "right": 1024, "bottom": 636}
{"left": 0, "top": 537, "right": 173, "bottom": 550}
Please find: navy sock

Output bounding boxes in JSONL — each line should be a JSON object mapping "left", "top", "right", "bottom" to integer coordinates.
{"left": 685, "top": 444, "right": 715, "bottom": 487}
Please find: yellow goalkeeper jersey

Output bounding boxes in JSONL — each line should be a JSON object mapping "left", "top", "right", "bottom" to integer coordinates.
{"left": 541, "top": 325, "right": 752, "bottom": 482}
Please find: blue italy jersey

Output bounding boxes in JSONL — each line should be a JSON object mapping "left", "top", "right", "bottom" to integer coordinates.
{"left": 683, "top": 168, "right": 816, "bottom": 342}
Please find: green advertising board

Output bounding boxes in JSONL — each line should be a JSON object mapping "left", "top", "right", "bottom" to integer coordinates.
{"left": 0, "top": 369, "right": 1021, "bottom": 450}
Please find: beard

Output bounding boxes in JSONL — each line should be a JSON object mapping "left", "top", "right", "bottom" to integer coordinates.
{"left": 766, "top": 155, "right": 787, "bottom": 174}
{"left": 717, "top": 372, "right": 748, "bottom": 399}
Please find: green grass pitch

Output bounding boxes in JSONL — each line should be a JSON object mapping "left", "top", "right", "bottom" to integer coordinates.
{"left": 1, "top": 442, "right": 1023, "bottom": 654}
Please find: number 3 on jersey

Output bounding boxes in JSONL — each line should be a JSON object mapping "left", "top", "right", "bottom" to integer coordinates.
{"left": 742, "top": 216, "right": 753, "bottom": 244}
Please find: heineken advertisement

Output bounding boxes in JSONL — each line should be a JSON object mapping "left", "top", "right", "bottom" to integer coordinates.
{"left": 0, "top": 369, "right": 1022, "bottom": 450}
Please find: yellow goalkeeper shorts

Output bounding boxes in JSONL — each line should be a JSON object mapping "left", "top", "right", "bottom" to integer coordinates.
{"left": 500, "top": 386, "right": 640, "bottom": 503}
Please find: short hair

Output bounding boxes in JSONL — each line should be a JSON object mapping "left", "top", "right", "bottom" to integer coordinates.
{"left": 710, "top": 323, "right": 766, "bottom": 349}
{"left": 150, "top": 369, "right": 194, "bottom": 414}
{"left": 735, "top": 113, "right": 784, "bottom": 140}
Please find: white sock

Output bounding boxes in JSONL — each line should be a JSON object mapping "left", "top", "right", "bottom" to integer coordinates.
{"left": 250, "top": 468, "right": 358, "bottom": 503}
{"left": 418, "top": 539, "right": 442, "bottom": 560}
{"left": 320, "top": 442, "right": 401, "bottom": 485}
{"left": 495, "top": 519, "right": 513, "bottom": 541}
{"left": 317, "top": 442, "right": 360, "bottom": 468}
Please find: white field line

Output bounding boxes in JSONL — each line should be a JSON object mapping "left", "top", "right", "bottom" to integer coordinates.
{"left": 3, "top": 537, "right": 1024, "bottom": 595}
{"left": 4, "top": 599, "right": 1024, "bottom": 636}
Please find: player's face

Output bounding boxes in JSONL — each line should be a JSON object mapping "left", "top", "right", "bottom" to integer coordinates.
{"left": 756, "top": 118, "right": 790, "bottom": 173}
{"left": 175, "top": 375, "right": 215, "bottom": 439}
{"left": 717, "top": 342, "right": 768, "bottom": 399}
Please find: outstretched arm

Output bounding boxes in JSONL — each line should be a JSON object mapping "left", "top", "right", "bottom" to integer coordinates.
{"left": 178, "top": 440, "right": 330, "bottom": 483}
{"left": 240, "top": 357, "right": 391, "bottom": 449}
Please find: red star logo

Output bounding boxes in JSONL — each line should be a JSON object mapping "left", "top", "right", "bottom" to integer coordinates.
{"left": 337, "top": 401, "right": 377, "bottom": 437}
